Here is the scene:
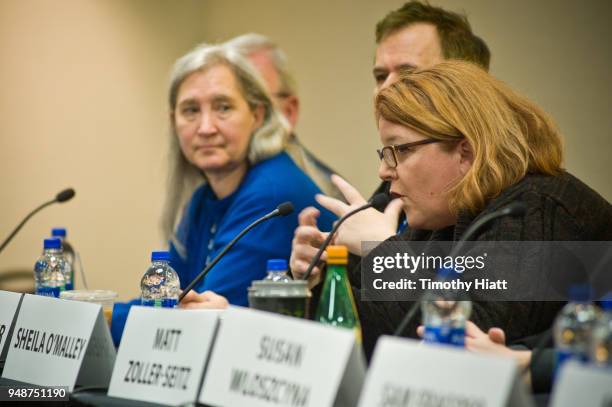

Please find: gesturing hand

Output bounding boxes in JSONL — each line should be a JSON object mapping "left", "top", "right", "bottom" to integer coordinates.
{"left": 315, "top": 175, "right": 403, "bottom": 256}
{"left": 289, "top": 207, "right": 329, "bottom": 288}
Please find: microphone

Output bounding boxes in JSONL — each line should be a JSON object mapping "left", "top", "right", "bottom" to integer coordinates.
{"left": 302, "top": 193, "right": 390, "bottom": 281}
{"left": 56, "top": 188, "right": 76, "bottom": 202}
{"left": 0, "top": 188, "right": 76, "bottom": 255}
{"left": 270, "top": 202, "right": 294, "bottom": 218}
{"left": 178, "top": 201, "right": 294, "bottom": 302}
{"left": 393, "top": 201, "right": 527, "bottom": 337}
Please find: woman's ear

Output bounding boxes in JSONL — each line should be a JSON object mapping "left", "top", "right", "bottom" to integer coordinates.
{"left": 281, "top": 95, "right": 299, "bottom": 130}
{"left": 169, "top": 108, "right": 176, "bottom": 128}
{"left": 253, "top": 104, "right": 265, "bottom": 129}
{"left": 457, "top": 138, "right": 474, "bottom": 174}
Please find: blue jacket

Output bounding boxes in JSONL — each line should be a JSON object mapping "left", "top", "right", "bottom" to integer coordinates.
{"left": 111, "top": 152, "right": 336, "bottom": 345}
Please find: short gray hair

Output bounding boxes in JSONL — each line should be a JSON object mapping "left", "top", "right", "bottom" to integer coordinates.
{"left": 162, "top": 43, "right": 290, "bottom": 240}
{"left": 224, "top": 33, "right": 297, "bottom": 96}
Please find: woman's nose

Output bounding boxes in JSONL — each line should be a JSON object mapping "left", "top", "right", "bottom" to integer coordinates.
{"left": 378, "top": 159, "right": 396, "bottom": 182}
{"left": 197, "top": 111, "right": 217, "bottom": 136}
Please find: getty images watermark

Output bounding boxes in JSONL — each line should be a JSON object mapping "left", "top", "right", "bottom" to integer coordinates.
{"left": 370, "top": 251, "right": 507, "bottom": 291}
{"left": 360, "top": 241, "right": 612, "bottom": 302}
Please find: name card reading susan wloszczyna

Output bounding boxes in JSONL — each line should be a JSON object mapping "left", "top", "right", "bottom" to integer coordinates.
{"left": 199, "top": 306, "right": 365, "bottom": 407}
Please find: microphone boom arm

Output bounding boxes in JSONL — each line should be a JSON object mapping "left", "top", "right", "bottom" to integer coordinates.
{"left": 178, "top": 204, "right": 292, "bottom": 302}
{"left": 0, "top": 199, "right": 56, "bottom": 254}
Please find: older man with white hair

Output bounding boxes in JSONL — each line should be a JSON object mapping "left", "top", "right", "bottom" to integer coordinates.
{"left": 225, "top": 33, "right": 342, "bottom": 199}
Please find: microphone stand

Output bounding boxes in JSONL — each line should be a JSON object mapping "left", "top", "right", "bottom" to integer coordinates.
{"left": 0, "top": 200, "right": 57, "bottom": 254}
{"left": 0, "top": 188, "right": 75, "bottom": 255}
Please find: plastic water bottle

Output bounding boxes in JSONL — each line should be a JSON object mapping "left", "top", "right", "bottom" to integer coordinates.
{"left": 140, "top": 251, "right": 180, "bottom": 308}
{"left": 51, "top": 228, "right": 74, "bottom": 290}
{"left": 422, "top": 267, "right": 472, "bottom": 347}
{"left": 35, "top": 238, "right": 66, "bottom": 298}
{"left": 590, "top": 294, "right": 612, "bottom": 368}
{"left": 263, "top": 259, "right": 291, "bottom": 282}
{"left": 553, "top": 284, "right": 600, "bottom": 375}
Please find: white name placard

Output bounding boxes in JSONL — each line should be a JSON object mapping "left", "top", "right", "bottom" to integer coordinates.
{"left": 1, "top": 294, "right": 116, "bottom": 391}
{"left": 358, "top": 336, "right": 534, "bottom": 407}
{"left": 108, "top": 306, "right": 220, "bottom": 406}
{"left": 0, "top": 291, "right": 22, "bottom": 358}
{"left": 199, "top": 306, "right": 365, "bottom": 407}
{"left": 550, "top": 361, "right": 612, "bottom": 407}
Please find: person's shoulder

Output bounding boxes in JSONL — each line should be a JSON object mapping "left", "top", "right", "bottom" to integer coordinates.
{"left": 249, "top": 151, "right": 314, "bottom": 180}
{"left": 516, "top": 172, "right": 608, "bottom": 209}
{"left": 244, "top": 152, "right": 322, "bottom": 199}
{"left": 234, "top": 152, "right": 335, "bottom": 229}
{"left": 493, "top": 172, "right": 612, "bottom": 239}
{"left": 490, "top": 172, "right": 606, "bottom": 207}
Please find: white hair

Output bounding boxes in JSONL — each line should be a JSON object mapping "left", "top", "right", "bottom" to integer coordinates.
{"left": 161, "top": 43, "right": 290, "bottom": 241}
{"left": 224, "top": 33, "right": 297, "bottom": 96}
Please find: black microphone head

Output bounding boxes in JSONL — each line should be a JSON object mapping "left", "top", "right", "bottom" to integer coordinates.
{"left": 56, "top": 188, "right": 75, "bottom": 203}
{"left": 370, "top": 193, "right": 390, "bottom": 210}
{"left": 501, "top": 201, "right": 527, "bottom": 217}
{"left": 276, "top": 202, "right": 294, "bottom": 216}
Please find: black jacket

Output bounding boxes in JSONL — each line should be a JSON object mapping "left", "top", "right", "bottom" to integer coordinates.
{"left": 350, "top": 172, "right": 612, "bottom": 361}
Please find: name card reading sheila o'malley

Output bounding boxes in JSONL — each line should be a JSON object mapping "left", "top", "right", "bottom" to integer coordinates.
{"left": 199, "top": 306, "right": 365, "bottom": 407}
{"left": 1, "top": 294, "right": 116, "bottom": 392}
{"left": 107, "top": 306, "right": 220, "bottom": 407}
{"left": 357, "top": 336, "right": 535, "bottom": 407}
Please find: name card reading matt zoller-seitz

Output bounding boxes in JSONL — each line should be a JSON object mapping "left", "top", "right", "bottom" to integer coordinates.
{"left": 108, "top": 306, "right": 220, "bottom": 406}
{"left": 0, "top": 290, "right": 23, "bottom": 358}
{"left": 1, "top": 294, "right": 116, "bottom": 391}
{"left": 357, "top": 336, "right": 534, "bottom": 407}
{"left": 200, "top": 306, "right": 365, "bottom": 407}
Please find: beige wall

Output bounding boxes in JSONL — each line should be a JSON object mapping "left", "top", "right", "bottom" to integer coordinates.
{"left": 1, "top": 0, "right": 610, "bottom": 300}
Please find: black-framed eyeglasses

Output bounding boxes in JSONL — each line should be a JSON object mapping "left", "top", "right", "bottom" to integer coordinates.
{"left": 376, "top": 139, "right": 442, "bottom": 168}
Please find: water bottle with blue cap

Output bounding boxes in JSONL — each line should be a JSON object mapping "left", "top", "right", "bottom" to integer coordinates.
{"left": 35, "top": 238, "right": 66, "bottom": 297}
{"left": 590, "top": 293, "right": 612, "bottom": 368}
{"left": 263, "top": 259, "right": 291, "bottom": 282}
{"left": 553, "top": 284, "right": 600, "bottom": 376}
{"left": 51, "top": 227, "right": 74, "bottom": 290}
{"left": 421, "top": 266, "right": 472, "bottom": 347}
{"left": 140, "top": 251, "right": 180, "bottom": 308}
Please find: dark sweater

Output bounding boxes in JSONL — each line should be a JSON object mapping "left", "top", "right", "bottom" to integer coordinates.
{"left": 352, "top": 172, "right": 612, "bottom": 361}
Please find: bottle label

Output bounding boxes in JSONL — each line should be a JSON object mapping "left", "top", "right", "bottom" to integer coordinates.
{"left": 141, "top": 298, "right": 178, "bottom": 308}
{"left": 37, "top": 286, "right": 62, "bottom": 298}
{"left": 424, "top": 325, "right": 465, "bottom": 347}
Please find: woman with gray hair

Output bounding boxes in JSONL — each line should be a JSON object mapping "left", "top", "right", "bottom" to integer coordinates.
{"left": 165, "top": 43, "right": 334, "bottom": 302}
{"left": 110, "top": 43, "right": 334, "bottom": 344}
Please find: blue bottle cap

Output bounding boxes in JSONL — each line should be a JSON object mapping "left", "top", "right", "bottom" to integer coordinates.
{"left": 599, "top": 292, "right": 612, "bottom": 311}
{"left": 151, "top": 251, "right": 170, "bottom": 261}
{"left": 266, "top": 259, "right": 287, "bottom": 271}
{"left": 568, "top": 284, "right": 592, "bottom": 303}
{"left": 437, "top": 266, "right": 458, "bottom": 279}
{"left": 44, "top": 238, "right": 62, "bottom": 250}
{"left": 51, "top": 228, "right": 67, "bottom": 237}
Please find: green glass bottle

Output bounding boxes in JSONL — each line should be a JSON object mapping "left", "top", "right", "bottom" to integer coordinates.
{"left": 315, "top": 245, "right": 362, "bottom": 342}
